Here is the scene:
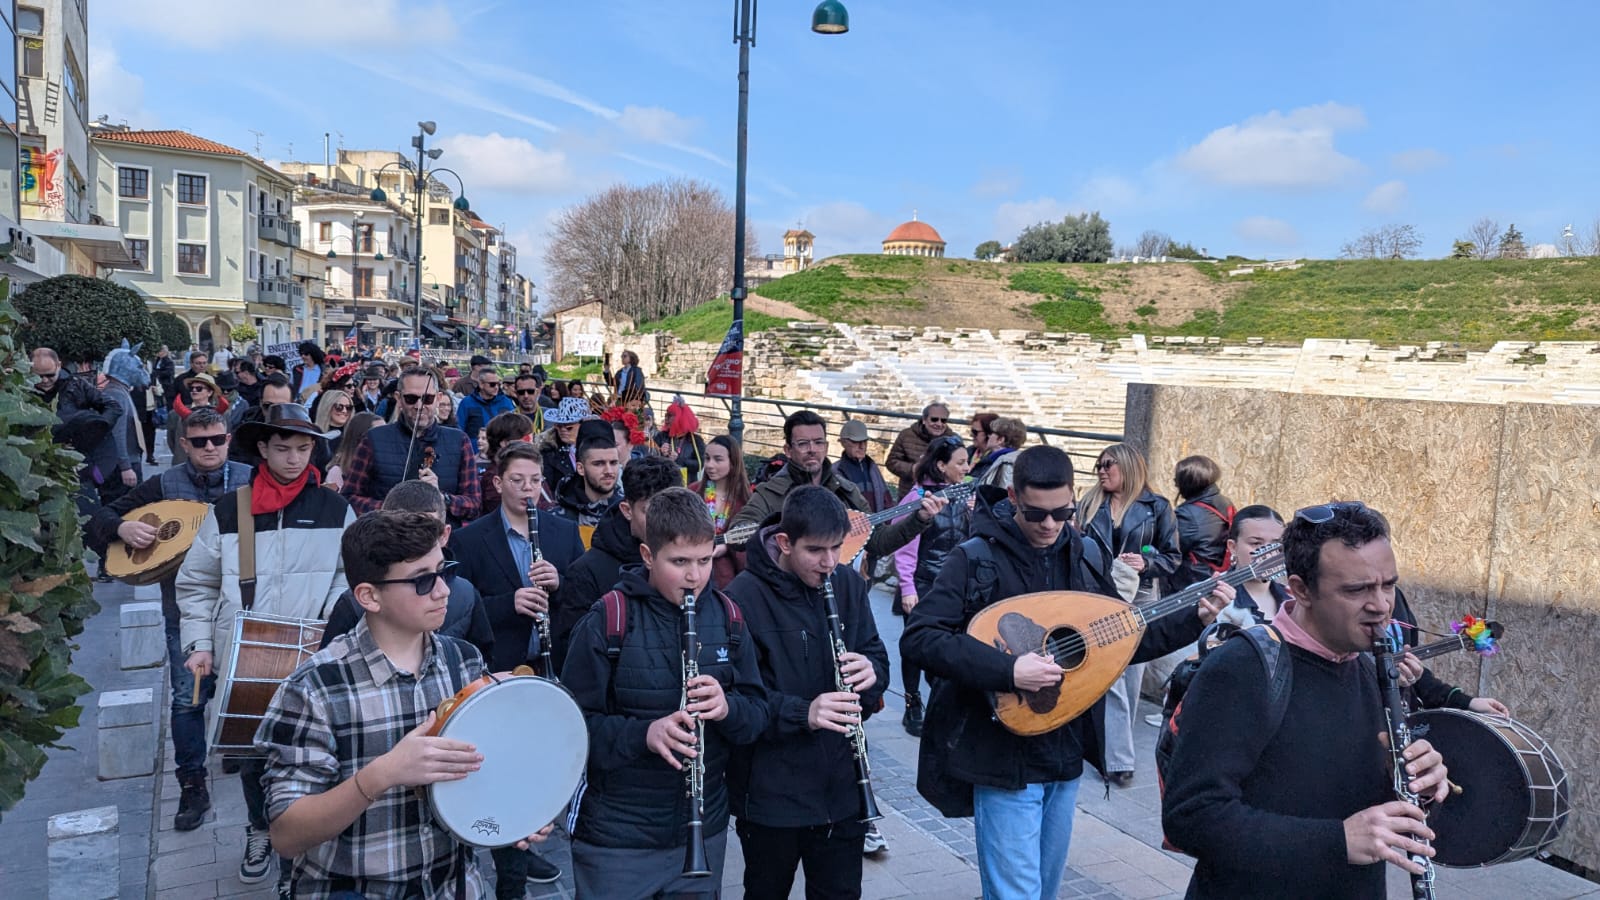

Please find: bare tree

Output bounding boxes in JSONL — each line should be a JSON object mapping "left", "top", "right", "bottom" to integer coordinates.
{"left": 546, "top": 179, "right": 758, "bottom": 321}
{"left": 1464, "top": 217, "right": 1501, "bottom": 259}
{"left": 1583, "top": 218, "right": 1600, "bottom": 257}
{"left": 1340, "top": 224, "right": 1423, "bottom": 260}
{"left": 1134, "top": 230, "right": 1172, "bottom": 258}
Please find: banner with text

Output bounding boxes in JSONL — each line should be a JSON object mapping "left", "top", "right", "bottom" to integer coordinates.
{"left": 705, "top": 320, "right": 743, "bottom": 397}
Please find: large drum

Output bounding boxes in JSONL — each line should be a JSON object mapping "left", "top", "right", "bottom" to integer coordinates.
{"left": 426, "top": 673, "right": 588, "bottom": 848}
{"left": 211, "top": 612, "right": 325, "bottom": 754}
{"left": 103, "top": 499, "right": 210, "bottom": 585}
{"left": 1414, "top": 709, "right": 1570, "bottom": 867}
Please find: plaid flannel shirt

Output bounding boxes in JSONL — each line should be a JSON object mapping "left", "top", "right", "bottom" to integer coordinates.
{"left": 256, "top": 619, "right": 487, "bottom": 899}
{"left": 341, "top": 429, "right": 481, "bottom": 521}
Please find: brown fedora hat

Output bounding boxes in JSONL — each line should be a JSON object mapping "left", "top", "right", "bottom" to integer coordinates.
{"left": 235, "top": 402, "right": 335, "bottom": 448}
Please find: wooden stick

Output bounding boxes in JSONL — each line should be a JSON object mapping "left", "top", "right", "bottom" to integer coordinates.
{"left": 192, "top": 672, "right": 201, "bottom": 707}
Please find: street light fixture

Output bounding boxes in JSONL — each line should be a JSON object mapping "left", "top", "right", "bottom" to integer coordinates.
{"left": 724, "top": 0, "right": 848, "bottom": 447}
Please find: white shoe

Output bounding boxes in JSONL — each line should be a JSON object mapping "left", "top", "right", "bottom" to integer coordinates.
{"left": 863, "top": 824, "right": 887, "bottom": 857}
{"left": 240, "top": 825, "right": 272, "bottom": 884}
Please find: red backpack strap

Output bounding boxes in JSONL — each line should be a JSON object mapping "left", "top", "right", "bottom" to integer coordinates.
{"left": 713, "top": 589, "right": 745, "bottom": 647}
{"left": 1191, "top": 500, "right": 1232, "bottom": 525}
{"left": 601, "top": 589, "right": 628, "bottom": 661}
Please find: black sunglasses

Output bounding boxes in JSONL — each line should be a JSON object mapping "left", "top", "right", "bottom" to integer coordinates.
{"left": 1294, "top": 501, "right": 1367, "bottom": 525}
{"left": 186, "top": 434, "right": 229, "bottom": 449}
{"left": 1093, "top": 460, "right": 1116, "bottom": 471}
{"left": 369, "top": 561, "right": 459, "bottom": 595}
{"left": 402, "top": 393, "right": 438, "bottom": 406}
{"left": 516, "top": 388, "right": 540, "bottom": 396}
{"left": 927, "top": 416, "right": 948, "bottom": 423}
{"left": 1018, "top": 503, "right": 1076, "bottom": 523}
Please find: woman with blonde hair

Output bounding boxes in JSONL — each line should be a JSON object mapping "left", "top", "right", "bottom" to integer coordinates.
{"left": 323, "top": 411, "right": 381, "bottom": 492}
{"left": 1076, "top": 441, "right": 1180, "bottom": 788}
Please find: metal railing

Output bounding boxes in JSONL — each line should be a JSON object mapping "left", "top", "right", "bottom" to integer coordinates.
{"left": 569, "top": 381, "right": 1123, "bottom": 463}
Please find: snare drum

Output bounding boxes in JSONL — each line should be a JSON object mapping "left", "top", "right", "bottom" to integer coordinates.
{"left": 211, "top": 612, "right": 325, "bottom": 754}
{"left": 1413, "top": 708, "right": 1570, "bottom": 867}
{"left": 426, "top": 673, "right": 588, "bottom": 847}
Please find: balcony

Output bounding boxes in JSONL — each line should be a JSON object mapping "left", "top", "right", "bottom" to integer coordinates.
{"left": 258, "top": 213, "right": 296, "bottom": 248}
{"left": 255, "top": 277, "right": 290, "bottom": 305}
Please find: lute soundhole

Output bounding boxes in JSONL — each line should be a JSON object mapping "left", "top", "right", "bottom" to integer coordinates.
{"left": 1044, "top": 627, "right": 1087, "bottom": 671}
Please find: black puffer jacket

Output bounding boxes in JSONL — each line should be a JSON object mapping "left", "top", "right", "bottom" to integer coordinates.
{"left": 726, "top": 526, "right": 890, "bottom": 828}
{"left": 912, "top": 485, "right": 975, "bottom": 597}
{"left": 902, "top": 488, "right": 1203, "bottom": 815}
{"left": 550, "top": 505, "right": 641, "bottom": 669}
{"left": 1081, "top": 488, "right": 1180, "bottom": 592}
{"left": 561, "top": 567, "right": 768, "bottom": 849}
{"left": 1172, "top": 486, "right": 1235, "bottom": 591}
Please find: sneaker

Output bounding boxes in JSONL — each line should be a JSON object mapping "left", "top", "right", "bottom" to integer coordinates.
{"left": 1106, "top": 771, "right": 1135, "bottom": 788}
{"left": 863, "top": 824, "right": 888, "bottom": 857}
{"left": 173, "top": 774, "right": 211, "bottom": 832}
{"left": 526, "top": 851, "right": 562, "bottom": 884}
{"left": 902, "top": 693, "right": 924, "bottom": 738}
{"left": 240, "top": 825, "right": 272, "bottom": 884}
{"left": 276, "top": 875, "right": 292, "bottom": 900}
{"left": 1144, "top": 712, "right": 1164, "bottom": 727}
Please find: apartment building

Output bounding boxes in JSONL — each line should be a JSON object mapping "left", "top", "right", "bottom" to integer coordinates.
{"left": 92, "top": 129, "right": 300, "bottom": 351}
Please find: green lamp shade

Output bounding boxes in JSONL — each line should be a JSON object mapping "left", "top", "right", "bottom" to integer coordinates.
{"left": 325, "top": 249, "right": 337, "bottom": 259}
{"left": 812, "top": 0, "right": 848, "bottom": 33}
{"left": 453, "top": 195, "right": 471, "bottom": 212}
{"left": 369, "top": 186, "right": 387, "bottom": 202}
{"left": 374, "top": 252, "right": 385, "bottom": 261}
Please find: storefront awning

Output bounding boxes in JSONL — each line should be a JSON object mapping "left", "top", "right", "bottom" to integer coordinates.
{"left": 25, "top": 219, "right": 141, "bottom": 270}
{"left": 362, "top": 314, "right": 410, "bottom": 331}
{"left": 325, "top": 312, "right": 355, "bottom": 326}
{"left": 421, "top": 320, "right": 450, "bottom": 339}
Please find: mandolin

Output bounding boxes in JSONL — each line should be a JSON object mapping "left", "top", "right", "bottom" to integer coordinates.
{"left": 103, "top": 499, "right": 212, "bottom": 585}
{"left": 720, "top": 480, "right": 978, "bottom": 564}
{"left": 968, "top": 543, "right": 1286, "bottom": 736}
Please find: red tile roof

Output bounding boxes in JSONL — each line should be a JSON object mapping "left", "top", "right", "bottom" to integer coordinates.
{"left": 884, "top": 220, "right": 945, "bottom": 245}
{"left": 93, "top": 130, "right": 248, "bottom": 158}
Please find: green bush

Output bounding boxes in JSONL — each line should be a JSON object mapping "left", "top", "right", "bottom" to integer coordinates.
{"left": 14, "top": 275, "right": 160, "bottom": 363}
{"left": 151, "top": 312, "right": 192, "bottom": 353}
{"left": 0, "top": 278, "right": 99, "bottom": 818}
{"left": 230, "top": 323, "right": 258, "bottom": 343}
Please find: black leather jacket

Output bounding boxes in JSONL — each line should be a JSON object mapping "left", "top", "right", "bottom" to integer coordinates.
{"left": 1081, "top": 489, "right": 1180, "bottom": 592}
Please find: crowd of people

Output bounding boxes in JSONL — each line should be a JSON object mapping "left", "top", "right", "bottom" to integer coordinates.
{"left": 27, "top": 340, "right": 1505, "bottom": 899}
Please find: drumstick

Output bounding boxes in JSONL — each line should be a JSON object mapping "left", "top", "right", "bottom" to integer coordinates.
{"left": 192, "top": 673, "right": 201, "bottom": 707}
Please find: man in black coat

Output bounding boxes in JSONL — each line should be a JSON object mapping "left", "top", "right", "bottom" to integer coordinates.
{"left": 725, "top": 487, "right": 888, "bottom": 899}
{"left": 902, "top": 446, "right": 1226, "bottom": 899}
{"left": 548, "top": 455, "right": 680, "bottom": 671}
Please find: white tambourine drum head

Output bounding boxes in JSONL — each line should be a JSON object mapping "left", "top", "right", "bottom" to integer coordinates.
{"left": 427, "top": 676, "right": 588, "bottom": 847}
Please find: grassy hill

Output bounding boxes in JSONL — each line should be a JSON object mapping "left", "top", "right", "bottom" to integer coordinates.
{"left": 714, "top": 254, "right": 1600, "bottom": 346}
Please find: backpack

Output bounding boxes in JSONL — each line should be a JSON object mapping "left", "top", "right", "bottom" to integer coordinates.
{"left": 599, "top": 588, "right": 745, "bottom": 666}
{"left": 1186, "top": 500, "right": 1236, "bottom": 574}
{"left": 1154, "top": 622, "right": 1292, "bottom": 855}
{"left": 753, "top": 453, "right": 789, "bottom": 485}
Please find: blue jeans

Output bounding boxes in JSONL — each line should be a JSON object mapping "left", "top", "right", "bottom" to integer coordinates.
{"left": 972, "top": 778, "right": 1081, "bottom": 900}
{"left": 164, "top": 607, "right": 214, "bottom": 781}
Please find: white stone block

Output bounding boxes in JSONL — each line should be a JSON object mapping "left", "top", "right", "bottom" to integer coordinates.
{"left": 47, "top": 806, "right": 119, "bottom": 899}
{"left": 119, "top": 601, "right": 165, "bottom": 670}
{"left": 132, "top": 582, "right": 161, "bottom": 602}
{"left": 97, "top": 688, "right": 156, "bottom": 779}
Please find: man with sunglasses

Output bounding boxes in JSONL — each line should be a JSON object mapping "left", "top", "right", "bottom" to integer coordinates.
{"left": 177, "top": 403, "right": 356, "bottom": 893}
{"left": 255, "top": 510, "right": 554, "bottom": 898}
{"left": 89, "top": 407, "right": 252, "bottom": 833}
{"left": 456, "top": 368, "right": 515, "bottom": 458}
{"left": 886, "top": 402, "right": 951, "bottom": 495}
{"left": 511, "top": 372, "right": 547, "bottom": 431}
{"left": 1163, "top": 501, "right": 1450, "bottom": 898}
{"left": 903, "top": 445, "right": 1228, "bottom": 900}
{"left": 342, "top": 366, "right": 481, "bottom": 523}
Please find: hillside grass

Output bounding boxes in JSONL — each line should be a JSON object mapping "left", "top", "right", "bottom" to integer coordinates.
{"left": 634, "top": 298, "right": 786, "bottom": 344}
{"left": 753, "top": 261, "right": 924, "bottom": 322}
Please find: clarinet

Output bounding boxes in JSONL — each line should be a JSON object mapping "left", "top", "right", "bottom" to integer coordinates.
{"left": 1373, "top": 633, "right": 1438, "bottom": 900}
{"left": 524, "top": 498, "right": 555, "bottom": 680}
{"left": 822, "top": 578, "right": 883, "bottom": 823}
{"left": 679, "top": 588, "right": 712, "bottom": 878}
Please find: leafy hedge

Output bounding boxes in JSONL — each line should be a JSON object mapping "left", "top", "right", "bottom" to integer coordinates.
{"left": 14, "top": 275, "right": 160, "bottom": 363}
{"left": 0, "top": 278, "right": 98, "bottom": 818}
{"left": 151, "top": 311, "right": 193, "bottom": 354}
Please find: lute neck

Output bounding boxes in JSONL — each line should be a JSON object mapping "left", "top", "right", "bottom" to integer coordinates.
{"left": 1411, "top": 633, "right": 1468, "bottom": 662}
{"left": 1135, "top": 566, "right": 1262, "bottom": 625}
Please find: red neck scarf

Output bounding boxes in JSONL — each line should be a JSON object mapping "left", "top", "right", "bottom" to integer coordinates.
{"left": 252, "top": 463, "right": 317, "bottom": 515}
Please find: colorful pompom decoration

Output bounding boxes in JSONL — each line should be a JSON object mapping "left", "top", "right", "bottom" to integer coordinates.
{"left": 1452, "top": 615, "right": 1499, "bottom": 656}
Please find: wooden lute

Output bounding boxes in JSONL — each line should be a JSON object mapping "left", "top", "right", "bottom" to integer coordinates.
{"left": 968, "top": 542, "right": 1286, "bottom": 736}
{"left": 720, "top": 480, "right": 978, "bottom": 564}
{"left": 103, "top": 499, "right": 212, "bottom": 585}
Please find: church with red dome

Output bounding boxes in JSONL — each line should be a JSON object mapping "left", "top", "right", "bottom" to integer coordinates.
{"left": 881, "top": 212, "right": 946, "bottom": 257}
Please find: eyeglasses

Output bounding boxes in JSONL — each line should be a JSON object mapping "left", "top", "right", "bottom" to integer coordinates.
{"left": 1294, "top": 501, "right": 1367, "bottom": 525}
{"left": 502, "top": 475, "right": 543, "bottom": 489}
{"left": 971, "top": 429, "right": 986, "bottom": 437}
{"left": 480, "top": 382, "right": 501, "bottom": 389}
{"left": 1018, "top": 503, "right": 1076, "bottom": 523}
{"left": 402, "top": 393, "right": 437, "bottom": 406}
{"left": 516, "top": 388, "right": 540, "bottom": 396}
{"left": 190, "top": 383, "right": 211, "bottom": 392}
{"left": 330, "top": 403, "right": 353, "bottom": 412}
{"left": 369, "top": 561, "right": 459, "bottom": 595}
{"left": 927, "top": 417, "right": 947, "bottom": 423}
{"left": 34, "top": 371, "right": 58, "bottom": 383}
{"left": 1094, "top": 460, "right": 1116, "bottom": 471}
{"left": 186, "top": 434, "right": 229, "bottom": 448}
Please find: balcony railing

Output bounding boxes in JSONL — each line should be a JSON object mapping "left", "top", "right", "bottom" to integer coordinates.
{"left": 255, "top": 277, "right": 292, "bottom": 305}
{"left": 258, "top": 213, "right": 297, "bottom": 248}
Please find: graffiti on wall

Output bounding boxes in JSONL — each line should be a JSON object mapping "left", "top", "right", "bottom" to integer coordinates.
{"left": 20, "top": 144, "right": 63, "bottom": 212}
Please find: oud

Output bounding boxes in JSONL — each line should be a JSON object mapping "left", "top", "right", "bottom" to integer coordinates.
{"left": 967, "top": 543, "right": 1285, "bottom": 736}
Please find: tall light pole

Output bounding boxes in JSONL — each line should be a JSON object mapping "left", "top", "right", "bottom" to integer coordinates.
{"left": 369, "top": 121, "right": 470, "bottom": 354}
{"left": 725, "top": 0, "right": 848, "bottom": 448}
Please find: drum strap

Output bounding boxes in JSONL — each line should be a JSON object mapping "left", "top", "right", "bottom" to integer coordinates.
{"left": 236, "top": 486, "right": 257, "bottom": 611}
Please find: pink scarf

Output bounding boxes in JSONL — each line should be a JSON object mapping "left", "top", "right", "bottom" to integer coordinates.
{"left": 1272, "top": 600, "right": 1358, "bottom": 663}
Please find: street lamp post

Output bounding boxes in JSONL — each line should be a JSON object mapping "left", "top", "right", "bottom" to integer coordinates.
{"left": 726, "top": 1, "right": 848, "bottom": 448}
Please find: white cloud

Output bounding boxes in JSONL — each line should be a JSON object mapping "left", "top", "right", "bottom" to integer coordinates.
{"left": 1235, "top": 216, "right": 1300, "bottom": 246}
{"left": 616, "top": 106, "right": 695, "bottom": 145}
{"left": 1072, "top": 175, "right": 1141, "bottom": 212}
{"left": 1175, "top": 102, "right": 1367, "bottom": 190}
{"left": 970, "top": 168, "right": 1022, "bottom": 199}
{"left": 993, "top": 197, "right": 1076, "bottom": 241}
{"left": 88, "top": 39, "right": 157, "bottom": 128}
{"left": 1362, "top": 180, "right": 1409, "bottom": 214}
{"left": 799, "top": 202, "right": 896, "bottom": 256}
{"left": 349, "top": 61, "right": 560, "bottom": 134}
{"left": 100, "top": 0, "right": 455, "bottom": 49}
{"left": 434, "top": 133, "right": 574, "bottom": 195}
{"left": 1390, "top": 148, "right": 1449, "bottom": 173}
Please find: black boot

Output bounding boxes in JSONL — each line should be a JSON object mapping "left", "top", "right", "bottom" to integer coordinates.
{"left": 174, "top": 773, "right": 211, "bottom": 832}
{"left": 902, "top": 692, "right": 924, "bottom": 737}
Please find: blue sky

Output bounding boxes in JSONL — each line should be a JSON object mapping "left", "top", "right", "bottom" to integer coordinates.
{"left": 93, "top": 1, "right": 1600, "bottom": 301}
